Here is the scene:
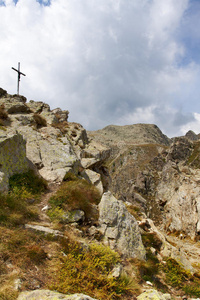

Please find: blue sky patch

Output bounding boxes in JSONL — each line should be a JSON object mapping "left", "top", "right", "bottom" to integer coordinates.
{"left": 37, "top": 0, "right": 51, "bottom": 6}
{"left": 1, "top": 0, "right": 51, "bottom": 6}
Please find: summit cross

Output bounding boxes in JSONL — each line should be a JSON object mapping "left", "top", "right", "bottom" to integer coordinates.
{"left": 12, "top": 62, "right": 26, "bottom": 95}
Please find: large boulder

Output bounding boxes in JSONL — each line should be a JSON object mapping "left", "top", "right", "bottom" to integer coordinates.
{"left": 17, "top": 289, "right": 98, "bottom": 300}
{"left": 98, "top": 191, "right": 146, "bottom": 260}
{"left": 0, "top": 130, "right": 30, "bottom": 191}
{"left": 14, "top": 126, "right": 79, "bottom": 182}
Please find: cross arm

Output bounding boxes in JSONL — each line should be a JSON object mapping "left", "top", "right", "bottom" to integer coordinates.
{"left": 11, "top": 67, "right": 26, "bottom": 76}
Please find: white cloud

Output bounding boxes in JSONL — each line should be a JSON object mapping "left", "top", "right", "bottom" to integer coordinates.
{"left": 0, "top": 0, "right": 199, "bottom": 137}
{"left": 180, "top": 113, "right": 200, "bottom": 135}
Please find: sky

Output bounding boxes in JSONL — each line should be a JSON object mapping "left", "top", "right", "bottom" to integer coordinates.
{"left": 0, "top": 0, "right": 200, "bottom": 137}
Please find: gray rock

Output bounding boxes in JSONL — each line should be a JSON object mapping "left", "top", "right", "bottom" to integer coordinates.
{"left": 40, "top": 111, "right": 58, "bottom": 125}
{"left": 62, "top": 209, "right": 85, "bottom": 223}
{"left": 156, "top": 161, "right": 200, "bottom": 239}
{"left": 52, "top": 107, "right": 69, "bottom": 122}
{"left": 0, "top": 97, "right": 30, "bottom": 114}
{"left": 108, "top": 264, "right": 123, "bottom": 278}
{"left": 81, "top": 169, "right": 103, "bottom": 195}
{"left": 137, "top": 289, "right": 171, "bottom": 300}
{"left": 98, "top": 191, "right": 146, "bottom": 260}
{"left": 81, "top": 140, "right": 110, "bottom": 167}
{"left": 17, "top": 290, "right": 98, "bottom": 300}
{"left": 166, "top": 137, "right": 192, "bottom": 163}
{"left": 26, "top": 100, "right": 50, "bottom": 113}
{"left": 0, "top": 131, "right": 30, "bottom": 191}
{"left": 16, "top": 125, "right": 78, "bottom": 182}
{"left": 25, "top": 224, "right": 63, "bottom": 237}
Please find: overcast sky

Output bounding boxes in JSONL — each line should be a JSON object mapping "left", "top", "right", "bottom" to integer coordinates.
{"left": 0, "top": 0, "right": 200, "bottom": 137}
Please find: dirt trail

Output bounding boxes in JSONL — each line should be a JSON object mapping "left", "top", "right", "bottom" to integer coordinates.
{"left": 34, "top": 183, "right": 59, "bottom": 226}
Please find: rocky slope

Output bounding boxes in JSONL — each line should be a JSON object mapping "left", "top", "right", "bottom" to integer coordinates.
{"left": 1, "top": 87, "right": 200, "bottom": 299}
{"left": 88, "top": 126, "right": 200, "bottom": 240}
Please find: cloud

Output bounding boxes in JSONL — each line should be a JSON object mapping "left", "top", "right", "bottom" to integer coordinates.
{"left": 0, "top": 0, "right": 199, "bottom": 137}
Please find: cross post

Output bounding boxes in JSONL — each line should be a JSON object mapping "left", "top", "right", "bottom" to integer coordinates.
{"left": 12, "top": 62, "right": 26, "bottom": 95}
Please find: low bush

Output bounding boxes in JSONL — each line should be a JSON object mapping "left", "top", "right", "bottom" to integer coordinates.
{"left": 48, "top": 176, "right": 101, "bottom": 222}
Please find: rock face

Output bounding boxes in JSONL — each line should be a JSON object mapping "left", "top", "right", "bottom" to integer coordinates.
{"left": 156, "top": 161, "right": 200, "bottom": 239}
{"left": 90, "top": 124, "right": 200, "bottom": 240}
{"left": 0, "top": 131, "right": 30, "bottom": 191}
{"left": 17, "top": 289, "right": 98, "bottom": 300}
{"left": 98, "top": 191, "right": 146, "bottom": 260}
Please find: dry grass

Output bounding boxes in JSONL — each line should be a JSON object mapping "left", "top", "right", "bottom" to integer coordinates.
{"left": 52, "top": 121, "right": 69, "bottom": 134}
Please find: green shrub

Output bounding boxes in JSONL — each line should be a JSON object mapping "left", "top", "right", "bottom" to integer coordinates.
{"left": 50, "top": 241, "right": 138, "bottom": 299}
{"left": 48, "top": 177, "right": 101, "bottom": 221}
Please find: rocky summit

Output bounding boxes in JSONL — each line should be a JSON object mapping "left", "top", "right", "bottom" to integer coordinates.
{"left": 1, "top": 87, "right": 200, "bottom": 299}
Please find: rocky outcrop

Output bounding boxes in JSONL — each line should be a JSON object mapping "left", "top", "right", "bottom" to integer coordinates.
{"left": 98, "top": 191, "right": 146, "bottom": 260}
{"left": 156, "top": 161, "right": 200, "bottom": 239}
{"left": 0, "top": 91, "right": 109, "bottom": 184}
{"left": 17, "top": 289, "right": 98, "bottom": 300}
{"left": 0, "top": 130, "right": 30, "bottom": 191}
{"left": 185, "top": 130, "right": 199, "bottom": 141}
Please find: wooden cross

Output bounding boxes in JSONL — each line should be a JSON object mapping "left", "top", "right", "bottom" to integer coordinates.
{"left": 12, "top": 62, "right": 26, "bottom": 95}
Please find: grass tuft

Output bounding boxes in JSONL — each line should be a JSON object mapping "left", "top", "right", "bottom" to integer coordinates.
{"left": 48, "top": 176, "right": 101, "bottom": 222}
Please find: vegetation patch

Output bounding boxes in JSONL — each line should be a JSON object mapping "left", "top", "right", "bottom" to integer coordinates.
{"left": 0, "top": 190, "right": 38, "bottom": 226}
{"left": 53, "top": 121, "right": 69, "bottom": 134}
{"left": 0, "top": 227, "right": 51, "bottom": 298}
{"left": 187, "top": 141, "right": 200, "bottom": 168}
{"left": 0, "top": 170, "right": 47, "bottom": 226}
{"left": 0, "top": 105, "right": 8, "bottom": 120}
{"left": 50, "top": 240, "right": 139, "bottom": 300}
{"left": 136, "top": 250, "right": 160, "bottom": 283}
{"left": 126, "top": 204, "right": 143, "bottom": 221}
{"left": 48, "top": 175, "right": 101, "bottom": 222}
{"left": 9, "top": 169, "right": 47, "bottom": 196}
